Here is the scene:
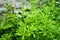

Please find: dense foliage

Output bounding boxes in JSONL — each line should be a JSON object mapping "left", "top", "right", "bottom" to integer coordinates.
{"left": 0, "top": 0, "right": 60, "bottom": 40}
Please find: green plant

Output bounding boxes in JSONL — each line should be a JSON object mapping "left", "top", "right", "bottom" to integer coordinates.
{"left": 0, "top": 0, "right": 60, "bottom": 40}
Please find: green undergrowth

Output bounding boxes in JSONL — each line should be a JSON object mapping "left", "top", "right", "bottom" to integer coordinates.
{"left": 0, "top": 0, "right": 60, "bottom": 40}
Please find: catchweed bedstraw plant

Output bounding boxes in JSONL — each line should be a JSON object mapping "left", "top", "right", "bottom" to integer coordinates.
{"left": 0, "top": 0, "right": 60, "bottom": 40}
